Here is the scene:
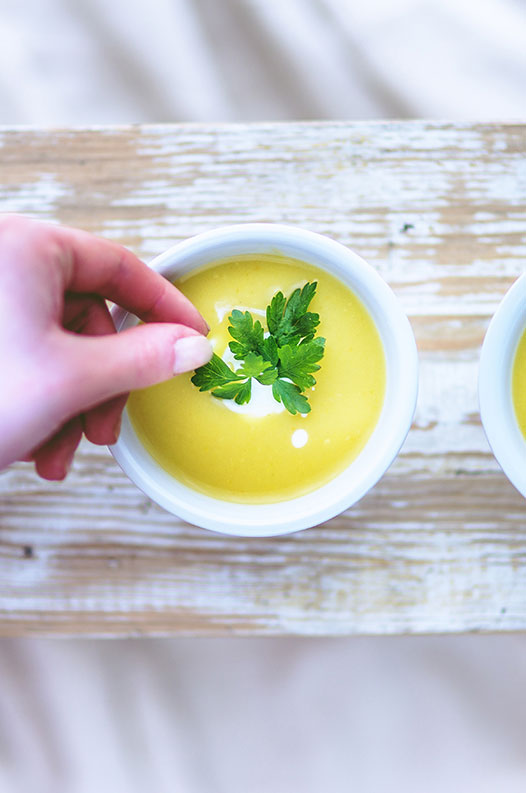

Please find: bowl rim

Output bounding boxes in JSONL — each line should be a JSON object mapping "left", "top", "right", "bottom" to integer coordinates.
{"left": 479, "top": 271, "right": 526, "bottom": 498}
{"left": 110, "top": 223, "right": 419, "bottom": 536}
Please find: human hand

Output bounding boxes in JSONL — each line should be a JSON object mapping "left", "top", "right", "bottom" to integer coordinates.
{"left": 0, "top": 215, "right": 212, "bottom": 479}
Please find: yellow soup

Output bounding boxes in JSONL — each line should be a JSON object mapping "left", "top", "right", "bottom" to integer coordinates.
{"left": 512, "top": 327, "right": 526, "bottom": 437}
{"left": 128, "top": 254, "right": 386, "bottom": 503}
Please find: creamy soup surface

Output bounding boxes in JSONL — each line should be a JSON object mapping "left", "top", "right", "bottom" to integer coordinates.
{"left": 128, "top": 254, "right": 386, "bottom": 503}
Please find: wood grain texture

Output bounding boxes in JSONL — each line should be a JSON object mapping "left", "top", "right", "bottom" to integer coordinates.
{"left": 1, "top": 121, "right": 526, "bottom": 636}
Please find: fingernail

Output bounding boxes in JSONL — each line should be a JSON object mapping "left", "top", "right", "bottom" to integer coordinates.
{"left": 173, "top": 335, "right": 213, "bottom": 374}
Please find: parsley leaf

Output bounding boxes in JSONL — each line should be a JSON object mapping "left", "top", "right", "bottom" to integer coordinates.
{"left": 191, "top": 353, "right": 243, "bottom": 391}
{"left": 266, "top": 282, "right": 320, "bottom": 346}
{"left": 228, "top": 310, "right": 265, "bottom": 360}
{"left": 212, "top": 379, "right": 252, "bottom": 405}
{"left": 191, "top": 353, "right": 254, "bottom": 405}
{"left": 272, "top": 379, "right": 311, "bottom": 415}
{"left": 277, "top": 337, "right": 325, "bottom": 391}
{"left": 261, "top": 334, "right": 279, "bottom": 366}
{"left": 236, "top": 352, "right": 273, "bottom": 379}
{"left": 256, "top": 367, "right": 278, "bottom": 386}
{"left": 190, "top": 281, "right": 325, "bottom": 415}
{"left": 236, "top": 352, "right": 279, "bottom": 386}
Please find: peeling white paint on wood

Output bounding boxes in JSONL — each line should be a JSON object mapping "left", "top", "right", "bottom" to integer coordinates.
{"left": 0, "top": 173, "right": 72, "bottom": 216}
{"left": 0, "top": 122, "right": 526, "bottom": 636}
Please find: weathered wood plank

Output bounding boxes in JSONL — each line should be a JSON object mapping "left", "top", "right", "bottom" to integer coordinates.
{"left": 1, "top": 121, "right": 525, "bottom": 635}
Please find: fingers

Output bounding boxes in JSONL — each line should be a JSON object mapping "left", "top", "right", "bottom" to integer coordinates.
{"left": 0, "top": 215, "right": 208, "bottom": 334}
{"left": 83, "top": 394, "right": 128, "bottom": 445}
{"left": 56, "top": 323, "right": 213, "bottom": 417}
{"left": 0, "top": 217, "right": 212, "bottom": 477}
{"left": 62, "top": 295, "right": 129, "bottom": 444}
{"left": 53, "top": 224, "right": 209, "bottom": 334}
{"left": 62, "top": 293, "right": 115, "bottom": 333}
{"left": 33, "top": 417, "right": 83, "bottom": 481}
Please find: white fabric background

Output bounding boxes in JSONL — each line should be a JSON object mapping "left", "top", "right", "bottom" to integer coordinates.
{"left": 1, "top": 0, "right": 526, "bottom": 124}
{"left": 2, "top": 636, "right": 526, "bottom": 793}
{"left": 1, "top": 1, "right": 526, "bottom": 791}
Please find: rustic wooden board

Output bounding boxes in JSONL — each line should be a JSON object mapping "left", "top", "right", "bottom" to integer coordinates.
{"left": 1, "top": 121, "right": 526, "bottom": 636}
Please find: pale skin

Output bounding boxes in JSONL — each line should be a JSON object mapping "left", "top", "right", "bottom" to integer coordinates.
{"left": 0, "top": 215, "right": 213, "bottom": 480}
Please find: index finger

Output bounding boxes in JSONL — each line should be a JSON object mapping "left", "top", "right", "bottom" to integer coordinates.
{"left": 54, "top": 224, "right": 209, "bottom": 335}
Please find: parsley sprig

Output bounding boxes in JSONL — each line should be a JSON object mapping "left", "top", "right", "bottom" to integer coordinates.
{"left": 191, "top": 282, "right": 325, "bottom": 415}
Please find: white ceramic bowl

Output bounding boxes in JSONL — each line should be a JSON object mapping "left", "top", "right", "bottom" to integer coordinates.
{"left": 110, "top": 224, "right": 418, "bottom": 537}
{"left": 479, "top": 272, "right": 526, "bottom": 497}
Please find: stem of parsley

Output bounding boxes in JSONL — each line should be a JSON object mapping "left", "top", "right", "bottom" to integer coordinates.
{"left": 191, "top": 282, "right": 325, "bottom": 415}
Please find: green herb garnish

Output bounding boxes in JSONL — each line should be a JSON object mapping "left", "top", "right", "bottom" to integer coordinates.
{"left": 191, "top": 282, "right": 325, "bottom": 415}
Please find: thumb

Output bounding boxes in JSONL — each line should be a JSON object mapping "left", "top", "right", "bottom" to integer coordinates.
{"left": 57, "top": 323, "right": 213, "bottom": 415}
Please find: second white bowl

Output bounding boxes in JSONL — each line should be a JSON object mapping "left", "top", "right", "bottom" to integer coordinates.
{"left": 479, "top": 272, "right": 526, "bottom": 497}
